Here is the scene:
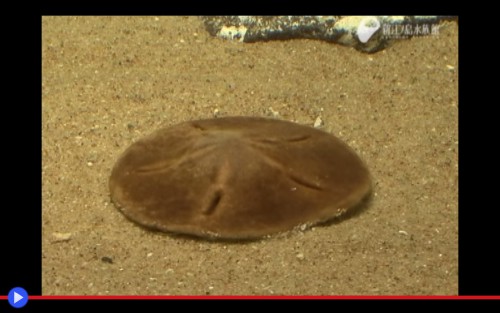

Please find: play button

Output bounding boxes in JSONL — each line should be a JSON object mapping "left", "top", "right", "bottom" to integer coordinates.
{"left": 14, "top": 292, "right": 23, "bottom": 303}
{"left": 8, "top": 287, "right": 28, "bottom": 308}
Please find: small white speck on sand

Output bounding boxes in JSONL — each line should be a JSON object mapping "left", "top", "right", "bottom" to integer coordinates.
{"left": 314, "top": 116, "right": 323, "bottom": 128}
{"left": 51, "top": 232, "right": 73, "bottom": 243}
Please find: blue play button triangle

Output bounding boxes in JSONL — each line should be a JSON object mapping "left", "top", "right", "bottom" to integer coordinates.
{"left": 8, "top": 287, "right": 28, "bottom": 308}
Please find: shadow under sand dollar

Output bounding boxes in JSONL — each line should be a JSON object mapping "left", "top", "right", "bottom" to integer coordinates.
{"left": 109, "top": 117, "right": 372, "bottom": 240}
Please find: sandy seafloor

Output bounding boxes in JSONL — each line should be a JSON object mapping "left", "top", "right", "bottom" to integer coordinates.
{"left": 42, "top": 16, "right": 458, "bottom": 295}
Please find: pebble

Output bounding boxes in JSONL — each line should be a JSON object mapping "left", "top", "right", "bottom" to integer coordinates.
{"left": 51, "top": 232, "right": 72, "bottom": 242}
{"left": 314, "top": 116, "right": 323, "bottom": 128}
{"left": 268, "top": 107, "right": 280, "bottom": 117}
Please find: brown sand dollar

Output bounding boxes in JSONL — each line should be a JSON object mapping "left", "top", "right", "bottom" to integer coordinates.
{"left": 109, "top": 117, "right": 371, "bottom": 239}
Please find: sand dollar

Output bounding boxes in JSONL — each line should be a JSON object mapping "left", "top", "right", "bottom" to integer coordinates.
{"left": 109, "top": 117, "right": 371, "bottom": 239}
